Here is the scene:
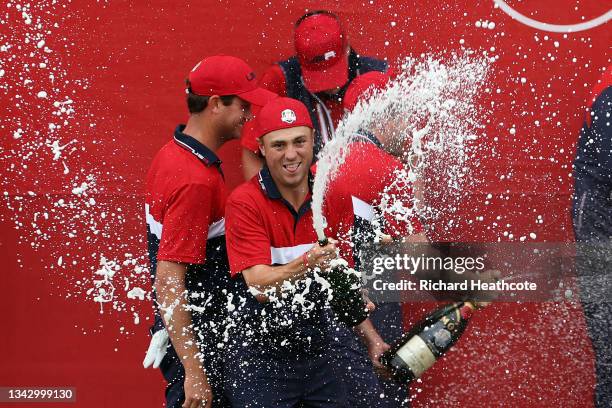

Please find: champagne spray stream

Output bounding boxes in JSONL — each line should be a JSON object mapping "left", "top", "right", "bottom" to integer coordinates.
{"left": 311, "top": 53, "right": 490, "bottom": 243}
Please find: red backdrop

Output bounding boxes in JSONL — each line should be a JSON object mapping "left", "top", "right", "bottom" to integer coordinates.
{"left": 1, "top": 1, "right": 610, "bottom": 407}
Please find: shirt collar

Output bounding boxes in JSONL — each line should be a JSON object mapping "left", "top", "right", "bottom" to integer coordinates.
{"left": 351, "top": 129, "right": 383, "bottom": 149}
{"left": 257, "top": 166, "right": 314, "bottom": 220}
{"left": 257, "top": 165, "right": 282, "bottom": 199}
{"left": 173, "top": 125, "right": 222, "bottom": 168}
{"left": 257, "top": 166, "right": 314, "bottom": 199}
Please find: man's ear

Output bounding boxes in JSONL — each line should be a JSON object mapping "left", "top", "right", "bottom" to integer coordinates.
{"left": 258, "top": 139, "right": 265, "bottom": 157}
{"left": 208, "top": 95, "right": 222, "bottom": 113}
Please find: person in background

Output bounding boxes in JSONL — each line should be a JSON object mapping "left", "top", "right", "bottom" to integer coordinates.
{"left": 572, "top": 64, "right": 611, "bottom": 408}
{"left": 241, "top": 9, "right": 388, "bottom": 179}
{"left": 143, "top": 55, "right": 274, "bottom": 408}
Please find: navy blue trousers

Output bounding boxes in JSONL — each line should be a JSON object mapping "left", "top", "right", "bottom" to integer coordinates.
{"left": 331, "top": 303, "right": 409, "bottom": 408}
{"left": 153, "top": 315, "right": 231, "bottom": 408}
{"left": 223, "top": 342, "right": 346, "bottom": 407}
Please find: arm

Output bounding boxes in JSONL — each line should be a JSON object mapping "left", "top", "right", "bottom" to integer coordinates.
{"left": 354, "top": 318, "right": 392, "bottom": 377}
{"left": 242, "top": 241, "right": 338, "bottom": 302}
{"left": 154, "top": 183, "right": 215, "bottom": 408}
{"left": 155, "top": 260, "right": 212, "bottom": 408}
{"left": 380, "top": 231, "right": 428, "bottom": 244}
{"left": 573, "top": 87, "right": 612, "bottom": 240}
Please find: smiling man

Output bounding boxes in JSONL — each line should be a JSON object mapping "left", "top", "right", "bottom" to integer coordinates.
{"left": 224, "top": 97, "right": 347, "bottom": 407}
{"left": 225, "top": 96, "right": 391, "bottom": 407}
{"left": 143, "top": 55, "right": 274, "bottom": 408}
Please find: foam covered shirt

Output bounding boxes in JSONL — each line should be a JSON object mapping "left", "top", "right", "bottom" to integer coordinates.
{"left": 225, "top": 166, "right": 318, "bottom": 276}
{"left": 323, "top": 133, "right": 424, "bottom": 261}
{"left": 225, "top": 167, "right": 336, "bottom": 352}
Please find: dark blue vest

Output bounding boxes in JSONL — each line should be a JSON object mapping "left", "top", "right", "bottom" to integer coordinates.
{"left": 278, "top": 49, "right": 387, "bottom": 158}
{"left": 572, "top": 86, "right": 612, "bottom": 241}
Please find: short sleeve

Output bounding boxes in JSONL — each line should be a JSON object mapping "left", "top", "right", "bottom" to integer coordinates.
{"left": 322, "top": 185, "right": 356, "bottom": 264}
{"left": 260, "top": 65, "right": 287, "bottom": 96}
{"left": 157, "top": 183, "right": 212, "bottom": 264}
{"left": 225, "top": 193, "right": 272, "bottom": 276}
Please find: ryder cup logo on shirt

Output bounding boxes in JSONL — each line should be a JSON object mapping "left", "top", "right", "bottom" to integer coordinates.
{"left": 281, "top": 109, "right": 297, "bottom": 124}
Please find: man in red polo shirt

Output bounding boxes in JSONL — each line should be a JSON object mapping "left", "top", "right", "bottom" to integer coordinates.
{"left": 143, "top": 55, "right": 274, "bottom": 408}
{"left": 325, "top": 71, "right": 426, "bottom": 248}
{"left": 225, "top": 97, "right": 390, "bottom": 407}
{"left": 322, "top": 71, "right": 428, "bottom": 407}
{"left": 241, "top": 9, "right": 388, "bottom": 179}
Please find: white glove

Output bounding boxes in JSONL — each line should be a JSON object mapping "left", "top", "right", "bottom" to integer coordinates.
{"left": 143, "top": 328, "right": 169, "bottom": 369}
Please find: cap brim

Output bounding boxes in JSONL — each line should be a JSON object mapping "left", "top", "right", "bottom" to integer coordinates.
{"left": 238, "top": 87, "right": 278, "bottom": 106}
{"left": 301, "top": 56, "right": 349, "bottom": 93}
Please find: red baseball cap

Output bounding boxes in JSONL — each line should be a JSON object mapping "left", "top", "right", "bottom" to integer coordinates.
{"left": 255, "top": 97, "right": 313, "bottom": 140}
{"left": 295, "top": 13, "right": 349, "bottom": 93}
{"left": 240, "top": 120, "right": 260, "bottom": 153}
{"left": 240, "top": 103, "right": 268, "bottom": 153}
{"left": 343, "top": 71, "right": 390, "bottom": 112}
{"left": 187, "top": 55, "right": 276, "bottom": 106}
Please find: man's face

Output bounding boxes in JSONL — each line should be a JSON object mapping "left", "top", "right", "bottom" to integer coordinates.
{"left": 219, "top": 97, "right": 252, "bottom": 140}
{"left": 259, "top": 126, "right": 314, "bottom": 190}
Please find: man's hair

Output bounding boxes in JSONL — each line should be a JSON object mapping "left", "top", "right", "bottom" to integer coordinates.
{"left": 185, "top": 81, "right": 236, "bottom": 113}
{"left": 186, "top": 93, "right": 236, "bottom": 114}
{"left": 295, "top": 9, "right": 340, "bottom": 27}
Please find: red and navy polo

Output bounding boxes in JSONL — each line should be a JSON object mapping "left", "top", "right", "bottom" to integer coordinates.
{"left": 323, "top": 132, "right": 424, "bottom": 261}
{"left": 225, "top": 166, "right": 340, "bottom": 353}
{"left": 145, "top": 125, "right": 227, "bottom": 274}
{"left": 225, "top": 166, "right": 318, "bottom": 277}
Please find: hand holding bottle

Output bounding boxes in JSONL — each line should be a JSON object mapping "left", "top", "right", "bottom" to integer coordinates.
{"left": 303, "top": 239, "right": 338, "bottom": 271}
{"left": 355, "top": 319, "right": 393, "bottom": 379}
{"left": 313, "top": 237, "right": 370, "bottom": 327}
{"left": 368, "top": 337, "right": 393, "bottom": 379}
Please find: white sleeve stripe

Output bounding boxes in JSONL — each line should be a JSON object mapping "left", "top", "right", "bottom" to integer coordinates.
{"left": 207, "top": 218, "right": 225, "bottom": 239}
{"left": 145, "top": 204, "right": 225, "bottom": 241}
{"left": 351, "top": 195, "right": 375, "bottom": 221}
{"left": 145, "top": 203, "right": 163, "bottom": 240}
{"left": 270, "top": 243, "right": 315, "bottom": 265}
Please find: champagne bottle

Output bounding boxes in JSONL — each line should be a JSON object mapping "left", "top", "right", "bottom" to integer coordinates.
{"left": 318, "top": 238, "right": 369, "bottom": 327}
{"left": 379, "top": 301, "right": 477, "bottom": 384}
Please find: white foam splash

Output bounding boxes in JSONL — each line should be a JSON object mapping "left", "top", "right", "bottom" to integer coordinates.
{"left": 313, "top": 52, "right": 490, "bottom": 239}
{"left": 87, "top": 256, "right": 119, "bottom": 313}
